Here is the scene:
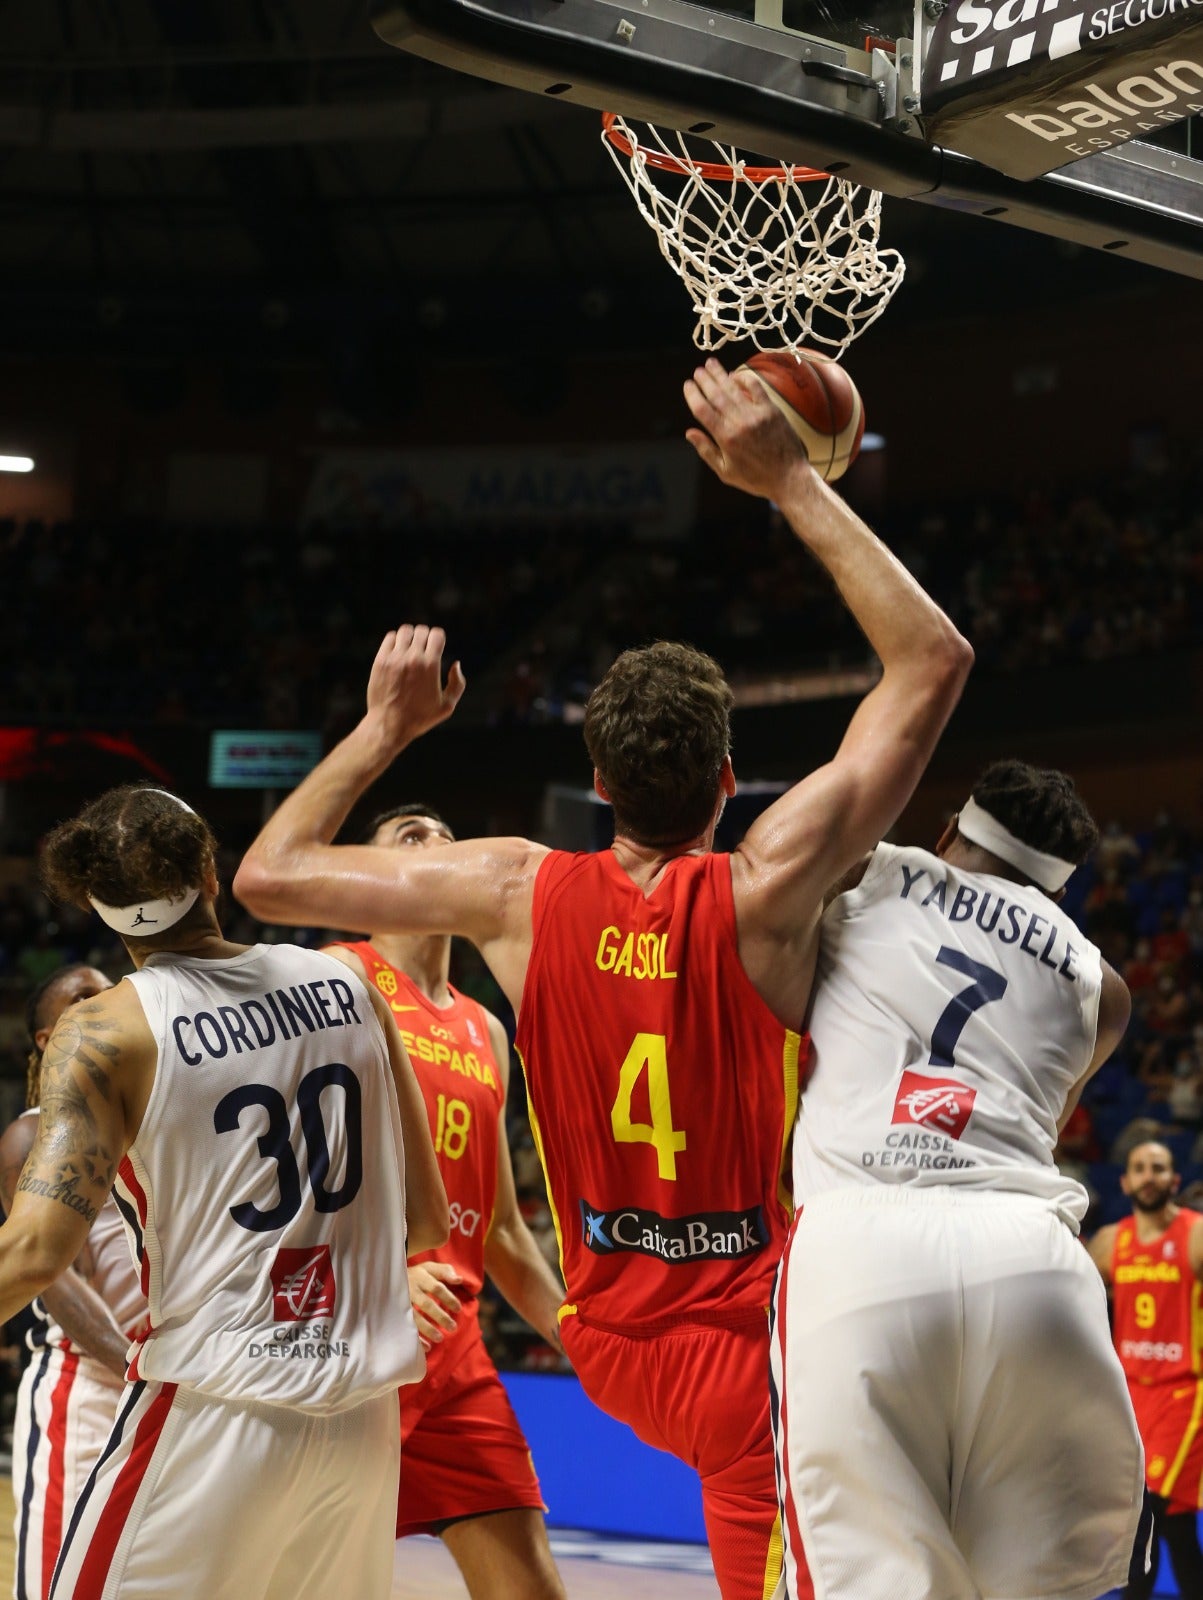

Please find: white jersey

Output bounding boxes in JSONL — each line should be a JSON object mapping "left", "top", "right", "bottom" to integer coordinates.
{"left": 793, "top": 843, "right": 1102, "bottom": 1226}
{"left": 119, "top": 943, "right": 423, "bottom": 1413}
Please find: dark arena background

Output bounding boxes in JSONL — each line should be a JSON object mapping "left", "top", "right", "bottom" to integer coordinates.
{"left": 0, "top": 4, "right": 1202, "bottom": 1595}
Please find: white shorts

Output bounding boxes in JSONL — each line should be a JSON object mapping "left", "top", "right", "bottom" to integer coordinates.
{"left": 12, "top": 1345, "right": 124, "bottom": 1600}
{"left": 48, "top": 1382, "right": 400, "bottom": 1600}
{"left": 770, "top": 1186, "right": 1144, "bottom": 1600}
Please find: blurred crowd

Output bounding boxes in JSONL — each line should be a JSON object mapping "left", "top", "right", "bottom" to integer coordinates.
{"left": 486, "top": 466, "right": 1203, "bottom": 722}
{"left": 0, "top": 517, "right": 594, "bottom": 733}
{"left": 1057, "top": 816, "right": 1203, "bottom": 1225}
{"left": 4, "top": 461, "right": 1202, "bottom": 734}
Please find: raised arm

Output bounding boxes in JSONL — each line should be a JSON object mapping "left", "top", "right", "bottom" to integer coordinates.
{"left": 0, "top": 1112, "right": 130, "bottom": 1379}
{"left": 684, "top": 359, "right": 973, "bottom": 1022}
{"left": 234, "top": 626, "right": 544, "bottom": 1008}
{"left": 0, "top": 994, "right": 139, "bottom": 1328}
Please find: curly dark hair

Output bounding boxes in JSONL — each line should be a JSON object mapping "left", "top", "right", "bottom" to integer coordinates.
{"left": 965, "top": 760, "right": 1099, "bottom": 872}
{"left": 583, "top": 641, "right": 733, "bottom": 847}
{"left": 41, "top": 785, "right": 217, "bottom": 918}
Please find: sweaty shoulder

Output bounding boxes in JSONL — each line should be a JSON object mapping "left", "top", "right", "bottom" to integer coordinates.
{"left": 713, "top": 851, "right": 809, "bottom": 1031}
{"left": 474, "top": 836, "right": 549, "bottom": 913}
{"left": 322, "top": 944, "right": 368, "bottom": 984}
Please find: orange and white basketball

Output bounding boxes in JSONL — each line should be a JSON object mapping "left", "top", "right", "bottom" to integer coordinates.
{"left": 737, "top": 349, "right": 865, "bottom": 483}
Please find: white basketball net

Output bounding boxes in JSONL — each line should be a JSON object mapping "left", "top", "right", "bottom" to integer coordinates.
{"left": 603, "top": 116, "right": 906, "bottom": 358}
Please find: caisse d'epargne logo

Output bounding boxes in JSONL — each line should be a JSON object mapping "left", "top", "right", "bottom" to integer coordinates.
{"left": 270, "top": 1244, "right": 337, "bottom": 1321}
{"left": 891, "top": 1071, "right": 977, "bottom": 1140}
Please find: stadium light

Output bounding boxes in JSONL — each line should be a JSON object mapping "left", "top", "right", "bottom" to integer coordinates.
{"left": 0, "top": 455, "right": 34, "bottom": 473}
{"left": 859, "top": 433, "right": 886, "bottom": 453}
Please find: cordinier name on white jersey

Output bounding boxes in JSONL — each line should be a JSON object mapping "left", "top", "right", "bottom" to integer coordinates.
{"left": 169, "top": 975, "right": 363, "bottom": 1063}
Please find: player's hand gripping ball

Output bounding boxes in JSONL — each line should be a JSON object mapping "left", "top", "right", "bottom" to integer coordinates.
{"left": 736, "top": 349, "right": 865, "bottom": 483}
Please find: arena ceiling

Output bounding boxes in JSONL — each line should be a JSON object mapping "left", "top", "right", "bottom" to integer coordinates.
{"left": 0, "top": 0, "right": 1181, "bottom": 362}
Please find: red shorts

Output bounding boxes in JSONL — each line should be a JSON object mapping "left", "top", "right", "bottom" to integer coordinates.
{"left": 396, "top": 1312, "right": 545, "bottom": 1538}
{"left": 562, "top": 1310, "right": 804, "bottom": 1600}
{"left": 1130, "top": 1377, "right": 1203, "bottom": 1514}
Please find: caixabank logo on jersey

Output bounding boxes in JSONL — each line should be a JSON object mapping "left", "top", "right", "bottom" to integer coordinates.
{"left": 920, "top": 0, "right": 1203, "bottom": 179}
{"left": 580, "top": 1199, "right": 767, "bottom": 1263}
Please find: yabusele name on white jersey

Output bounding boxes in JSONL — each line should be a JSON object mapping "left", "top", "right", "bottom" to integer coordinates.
{"left": 860, "top": 1070, "right": 981, "bottom": 1173}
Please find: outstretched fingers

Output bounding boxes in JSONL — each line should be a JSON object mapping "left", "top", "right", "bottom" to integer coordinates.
{"left": 683, "top": 358, "right": 730, "bottom": 431}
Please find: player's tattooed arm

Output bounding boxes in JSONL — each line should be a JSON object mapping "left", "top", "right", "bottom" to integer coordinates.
{"left": 16, "top": 1001, "right": 124, "bottom": 1225}
{"left": 0, "top": 994, "right": 139, "bottom": 1326}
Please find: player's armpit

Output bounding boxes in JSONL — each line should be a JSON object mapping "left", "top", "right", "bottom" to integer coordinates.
{"left": 823, "top": 852, "right": 873, "bottom": 907}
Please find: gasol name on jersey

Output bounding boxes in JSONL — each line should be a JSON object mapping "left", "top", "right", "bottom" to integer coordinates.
{"left": 170, "top": 978, "right": 364, "bottom": 1064}
{"left": 580, "top": 1199, "right": 767, "bottom": 1262}
{"left": 896, "top": 864, "right": 1081, "bottom": 982}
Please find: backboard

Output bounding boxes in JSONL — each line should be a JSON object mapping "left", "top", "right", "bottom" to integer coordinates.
{"left": 372, "top": 0, "right": 1203, "bottom": 280}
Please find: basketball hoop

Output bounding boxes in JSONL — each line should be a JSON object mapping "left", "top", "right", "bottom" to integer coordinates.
{"left": 602, "top": 114, "right": 905, "bottom": 359}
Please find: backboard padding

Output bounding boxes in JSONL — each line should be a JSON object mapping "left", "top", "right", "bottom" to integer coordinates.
{"left": 373, "top": 0, "right": 1203, "bottom": 279}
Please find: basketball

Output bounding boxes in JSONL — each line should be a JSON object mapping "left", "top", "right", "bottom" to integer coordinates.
{"left": 737, "top": 349, "right": 865, "bottom": 483}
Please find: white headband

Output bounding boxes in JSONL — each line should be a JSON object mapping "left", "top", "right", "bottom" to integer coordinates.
{"left": 957, "top": 797, "right": 1076, "bottom": 894}
{"left": 88, "top": 790, "right": 203, "bottom": 936}
{"left": 90, "top": 886, "right": 201, "bottom": 936}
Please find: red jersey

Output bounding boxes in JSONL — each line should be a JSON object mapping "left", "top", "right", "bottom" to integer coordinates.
{"left": 337, "top": 943, "right": 503, "bottom": 1309}
{"left": 1112, "top": 1208, "right": 1203, "bottom": 1386}
{"left": 514, "top": 849, "right": 805, "bottom": 1332}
